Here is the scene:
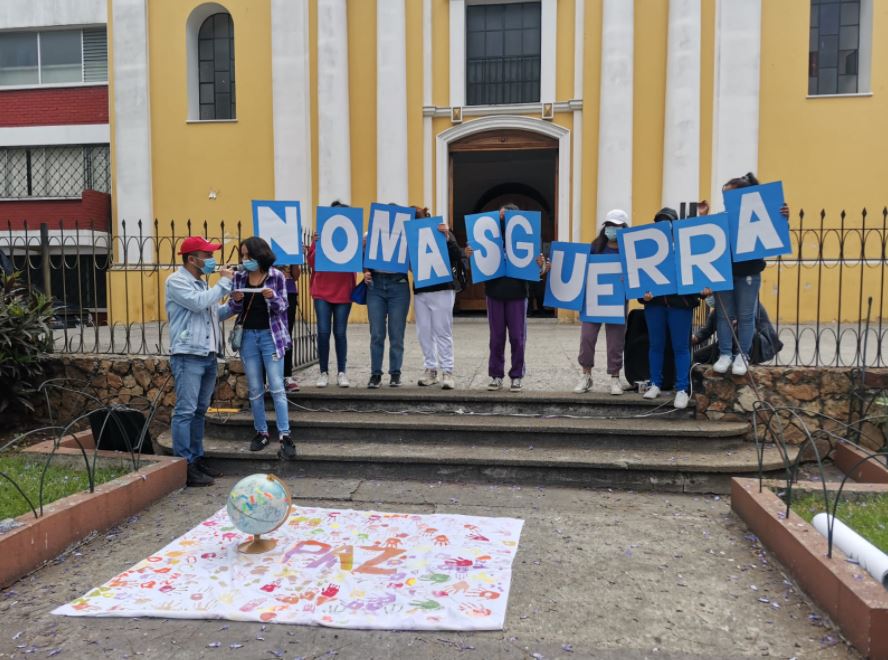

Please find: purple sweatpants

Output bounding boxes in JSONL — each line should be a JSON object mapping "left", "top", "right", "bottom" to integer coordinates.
{"left": 577, "top": 322, "right": 625, "bottom": 376}
{"left": 486, "top": 296, "right": 527, "bottom": 379}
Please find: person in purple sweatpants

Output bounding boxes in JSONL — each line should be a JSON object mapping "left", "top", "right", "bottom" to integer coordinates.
{"left": 465, "top": 204, "right": 548, "bottom": 393}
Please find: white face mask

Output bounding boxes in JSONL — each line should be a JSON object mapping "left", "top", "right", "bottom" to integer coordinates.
{"left": 604, "top": 226, "right": 619, "bottom": 241}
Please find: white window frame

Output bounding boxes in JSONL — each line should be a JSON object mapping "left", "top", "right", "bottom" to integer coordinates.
{"left": 450, "top": 0, "right": 556, "bottom": 108}
{"left": 0, "top": 26, "right": 107, "bottom": 90}
{"left": 186, "top": 2, "right": 237, "bottom": 122}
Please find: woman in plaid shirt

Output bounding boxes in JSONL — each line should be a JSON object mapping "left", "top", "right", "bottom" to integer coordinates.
{"left": 223, "top": 237, "right": 296, "bottom": 460}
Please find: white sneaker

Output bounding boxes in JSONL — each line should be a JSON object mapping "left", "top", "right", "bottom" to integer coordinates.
{"left": 674, "top": 390, "right": 690, "bottom": 409}
{"left": 316, "top": 372, "right": 329, "bottom": 388}
{"left": 441, "top": 372, "right": 455, "bottom": 390}
{"left": 713, "top": 355, "right": 732, "bottom": 374}
{"left": 418, "top": 369, "right": 439, "bottom": 386}
{"left": 574, "top": 374, "right": 593, "bottom": 393}
{"left": 510, "top": 378, "right": 523, "bottom": 392}
{"left": 488, "top": 377, "right": 503, "bottom": 391}
{"left": 732, "top": 354, "right": 748, "bottom": 376}
{"left": 336, "top": 372, "right": 350, "bottom": 388}
{"left": 643, "top": 384, "right": 661, "bottom": 399}
{"left": 609, "top": 376, "right": 623, "bottom": 396}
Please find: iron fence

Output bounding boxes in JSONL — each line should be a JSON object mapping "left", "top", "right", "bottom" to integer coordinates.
{"left": 2, "top": 206, "right": 888, "bottom": 367}
{"left": 0, "top": 219, "right": 317, "bottom": 369}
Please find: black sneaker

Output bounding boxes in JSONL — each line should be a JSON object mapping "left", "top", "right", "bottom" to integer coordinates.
{"left": 250, "top": 432, "right": 270, "bottom": 452}
{"left": 278, "top": 434, "right": 297, "bottom": 461}
{"left": 367, "top": 375, "right": 382, "bottom": 389}
{"left": 389, "top": 373, "right": 402, "bottom": 387}
{"left": 186, "top": 464, "right": 214, "bottom": 487}
{"left": 194, "top": 457, "right": 223, "bottom": 478}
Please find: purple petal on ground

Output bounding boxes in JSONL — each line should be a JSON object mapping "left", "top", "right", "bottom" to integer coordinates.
{"left": 207, "top": 642, "right": 221, "bottom": 648}
{"left": 269, "top": 650, "right": 284, "bottom": 658}
{"left": 562, "top": 643, "right": 574, "bottom": 652}
{"left": 46, "top": 650, "right": 62, "bottom": 657}
{"left": 229, "top": 643, "right": 243, "bottom": 649}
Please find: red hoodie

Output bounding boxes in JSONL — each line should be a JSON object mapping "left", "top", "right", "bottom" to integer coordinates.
{"left": 307, "top": 241, "right": 358, "bottom": 304}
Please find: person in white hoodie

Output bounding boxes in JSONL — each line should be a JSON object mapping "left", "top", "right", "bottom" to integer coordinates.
{"left": 574, "top": 209, "right": 629, "bottom": 396}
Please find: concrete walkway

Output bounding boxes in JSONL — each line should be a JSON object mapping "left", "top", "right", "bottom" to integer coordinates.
{"left": 295, "top": 318, "right": 618, "bottom": 394}
{"left": 0, "top": 477, "right": 857, "bottom": 659}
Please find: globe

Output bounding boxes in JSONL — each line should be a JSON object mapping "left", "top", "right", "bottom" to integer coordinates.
{"left": 226, "top": 474, "right": 292, "bottom": 553}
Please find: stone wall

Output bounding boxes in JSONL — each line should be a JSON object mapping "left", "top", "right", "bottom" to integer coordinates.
{"left": 694, "top": 366, "right": 888, "bottom": 448}
{"left": 41, "top": 355, "right": 250, "bottom": 428}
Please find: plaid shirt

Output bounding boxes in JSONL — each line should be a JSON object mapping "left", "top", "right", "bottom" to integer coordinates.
{"left": 223, "top": 268, "right": 291, "bottom": 358}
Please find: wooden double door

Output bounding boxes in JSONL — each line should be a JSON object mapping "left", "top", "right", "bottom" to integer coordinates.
{"left": 448, "top": 129, "right": 558, "bottom": 312}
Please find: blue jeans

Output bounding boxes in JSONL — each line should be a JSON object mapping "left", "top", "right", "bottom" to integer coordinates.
{"left": 366, "top": 273, "right": 411, "bottom": 376}
{"left": 240, "top": 329, "right": 290, "bottom": 435}
{"left": 315, "top": 299, "right": 352, "bottom": 374}
{"left": 645, "top": 305, "right": 693, "bottom": 393}
{"left": 716, "top": 273, "right": 761, "bottom": 358}
{"left": 170, "top": 353, "right": 218, "bottom": 464}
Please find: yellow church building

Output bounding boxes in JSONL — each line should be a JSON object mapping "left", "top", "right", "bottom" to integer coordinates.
{"left": 100, "top": 0, "right": 885, "bottom": 322}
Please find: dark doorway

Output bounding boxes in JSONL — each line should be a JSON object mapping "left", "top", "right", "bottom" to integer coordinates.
{"left": 449, "top": 130, "right": 557, "bottom": 313}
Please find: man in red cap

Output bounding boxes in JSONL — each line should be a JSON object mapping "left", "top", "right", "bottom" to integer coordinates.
{"left": 165, "top": 237, "right": 234, "bottom": 487}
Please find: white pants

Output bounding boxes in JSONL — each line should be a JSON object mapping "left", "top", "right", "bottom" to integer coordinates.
{"left": 414, "top": 289, "right": 456, "bottom": 372}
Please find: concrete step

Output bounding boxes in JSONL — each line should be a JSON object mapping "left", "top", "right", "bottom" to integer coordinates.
{"left": 156, "top": 432, "right": 795, "bottom": 495}
{"left": 203, "top": 410, "right": 749, "bottom": 447}
{"left": 273, "top": 387, "right": 697, "bottom": 419}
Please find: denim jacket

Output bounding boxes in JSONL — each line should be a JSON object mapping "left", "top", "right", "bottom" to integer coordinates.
{"left": 165, "top": 266, "right": 232, "bottom": 356}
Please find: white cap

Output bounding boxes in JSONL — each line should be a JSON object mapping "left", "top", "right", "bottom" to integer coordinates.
{"left": 599, "top": 209, "right": 630, "bottom": 230}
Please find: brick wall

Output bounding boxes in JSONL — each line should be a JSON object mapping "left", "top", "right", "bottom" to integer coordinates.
{"left": 0, "top": 190, "right": 111, "bottom": 231}
{"left": 0, "top": 85, "right": 108, "bottom": 127}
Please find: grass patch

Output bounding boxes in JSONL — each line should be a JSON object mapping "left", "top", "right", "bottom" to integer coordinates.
{"left": 788, "top": 491, "right": 888, "bottom": 554}
{"left": 0, "top": 454, "right": 130, "bottom": 520}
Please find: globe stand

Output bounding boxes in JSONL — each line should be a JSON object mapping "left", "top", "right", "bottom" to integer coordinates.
{"left": 237, "top": 534, "right": 278, "bottom": 554}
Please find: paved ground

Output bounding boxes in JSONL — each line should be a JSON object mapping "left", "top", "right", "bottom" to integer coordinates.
{"left": 0, "top": 477, "right": 858, "bottom": 659}
{"left": 296, "top": 318, "right": 620, "bottom": 393}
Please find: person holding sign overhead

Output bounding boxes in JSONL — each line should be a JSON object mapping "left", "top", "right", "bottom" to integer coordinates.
{"left": 710, "top": 173, "right": 790, "bottom": 377}
{"left": 364, "top": 203, "right": 415, "bottom": 388}
{"left": 464, "top": 204, "right": 549, "bottom": 392}
{"left": 307, "top": 201, "right": 358, "bottom": 389}
{"left": 574, "top": 209, "right": 630, "bottom": 396}
{"left": 221, "top": 237, "right": 296, "bottom": 461}
{"left": 639, "top": 208, "right": 705, "bottom": 410}
{"left": 411, "top": 207, "right": 463, "bottom": 390}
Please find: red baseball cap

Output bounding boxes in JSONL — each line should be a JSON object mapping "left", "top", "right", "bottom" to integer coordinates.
{"left": 178, "top": 236, "right": 223, "bottom": 255}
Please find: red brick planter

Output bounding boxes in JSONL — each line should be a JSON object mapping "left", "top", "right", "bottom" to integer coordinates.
{"left": 834, "top": 441, "right": 888, "bottom": 484}
{"left": 731, "top": 478, "right": 888, "bottom": 658}
{"left": 0, "top": 433, "right": 185, "bottom": 588}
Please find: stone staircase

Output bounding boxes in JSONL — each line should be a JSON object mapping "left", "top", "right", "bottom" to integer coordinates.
{"left": 156, "top": 388, "right": 799, "bottom": 494}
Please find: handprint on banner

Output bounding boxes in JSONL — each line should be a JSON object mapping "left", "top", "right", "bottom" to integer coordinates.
{"left": 459, "top": 602, "right": 492, "bottom": 618}
{"left": 384, "top": 537, "right": 402, "bottom": 548}
{"left": 422, "top": 527, "right": 438, "bottom": 536}
{"left": 468, "top": 588, "right": 501, "bottom": 600}
{"left": 433, "top": 535, "right": 449, "bottom": 547}
{"left": 409, "top": 599, "right": 444, "bottom": 611}
{"left": 419, "top": 573, "right": 450, "bottom": 584}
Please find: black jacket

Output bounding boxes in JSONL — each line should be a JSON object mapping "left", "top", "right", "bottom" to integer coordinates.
{"left": 414, "top": 232, "right": 464, "bottom": 294}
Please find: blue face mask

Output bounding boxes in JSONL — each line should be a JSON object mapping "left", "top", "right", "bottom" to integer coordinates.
{"left": 198, "top": 257, "right": 216, "bottom": 275}
{"left": 705, "top": 296, "right": 715, "bottom": 309}
{"left": 604, "top": 226, "right": 619, "bottom": 241}
{"left": 242, "top": 259, "right": 259, "bottom": 272}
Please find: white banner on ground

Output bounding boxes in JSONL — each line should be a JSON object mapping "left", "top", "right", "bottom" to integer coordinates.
{"left": 53, "top": 505, "right": 524, "bottom": 631}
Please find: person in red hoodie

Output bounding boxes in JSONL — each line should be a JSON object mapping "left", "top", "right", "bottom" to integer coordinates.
{"left": 307, "top": 200, "right": 359, "bottom": 388}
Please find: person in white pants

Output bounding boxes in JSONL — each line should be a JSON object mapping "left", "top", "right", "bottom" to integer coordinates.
{"left": 411, "top": 207, "right": 463, "bottom": 389}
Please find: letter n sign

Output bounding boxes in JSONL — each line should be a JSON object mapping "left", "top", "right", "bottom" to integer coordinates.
{"left": 252, "top": 200, "right": 304, "bottom": 265}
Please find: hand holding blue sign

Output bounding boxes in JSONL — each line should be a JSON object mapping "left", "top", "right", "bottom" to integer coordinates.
{"left": 464, "top": 212, "right": 506, "bottom": 283}
{"left": 406, "top": 215, "right": 453, "bottom": 288}
{"left": 363, "top": 203, "right": 415, "bottom": 273}
{"left": 252, "top": 200, "right": 304, "bottom": 265}
{"left": 724, "top": 181, "right": 791, "bottom": 262}
{"left": 315, "top": 206, "right": 364, "bottom": 273}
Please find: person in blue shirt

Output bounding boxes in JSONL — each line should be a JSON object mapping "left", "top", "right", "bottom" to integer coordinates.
{"left": 165, "top": 236, "right": 233, "bottom": 487}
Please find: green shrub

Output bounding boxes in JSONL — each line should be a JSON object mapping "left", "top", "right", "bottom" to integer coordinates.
{"left": 0, "top": 271, "right": 53, "bottom": 413}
